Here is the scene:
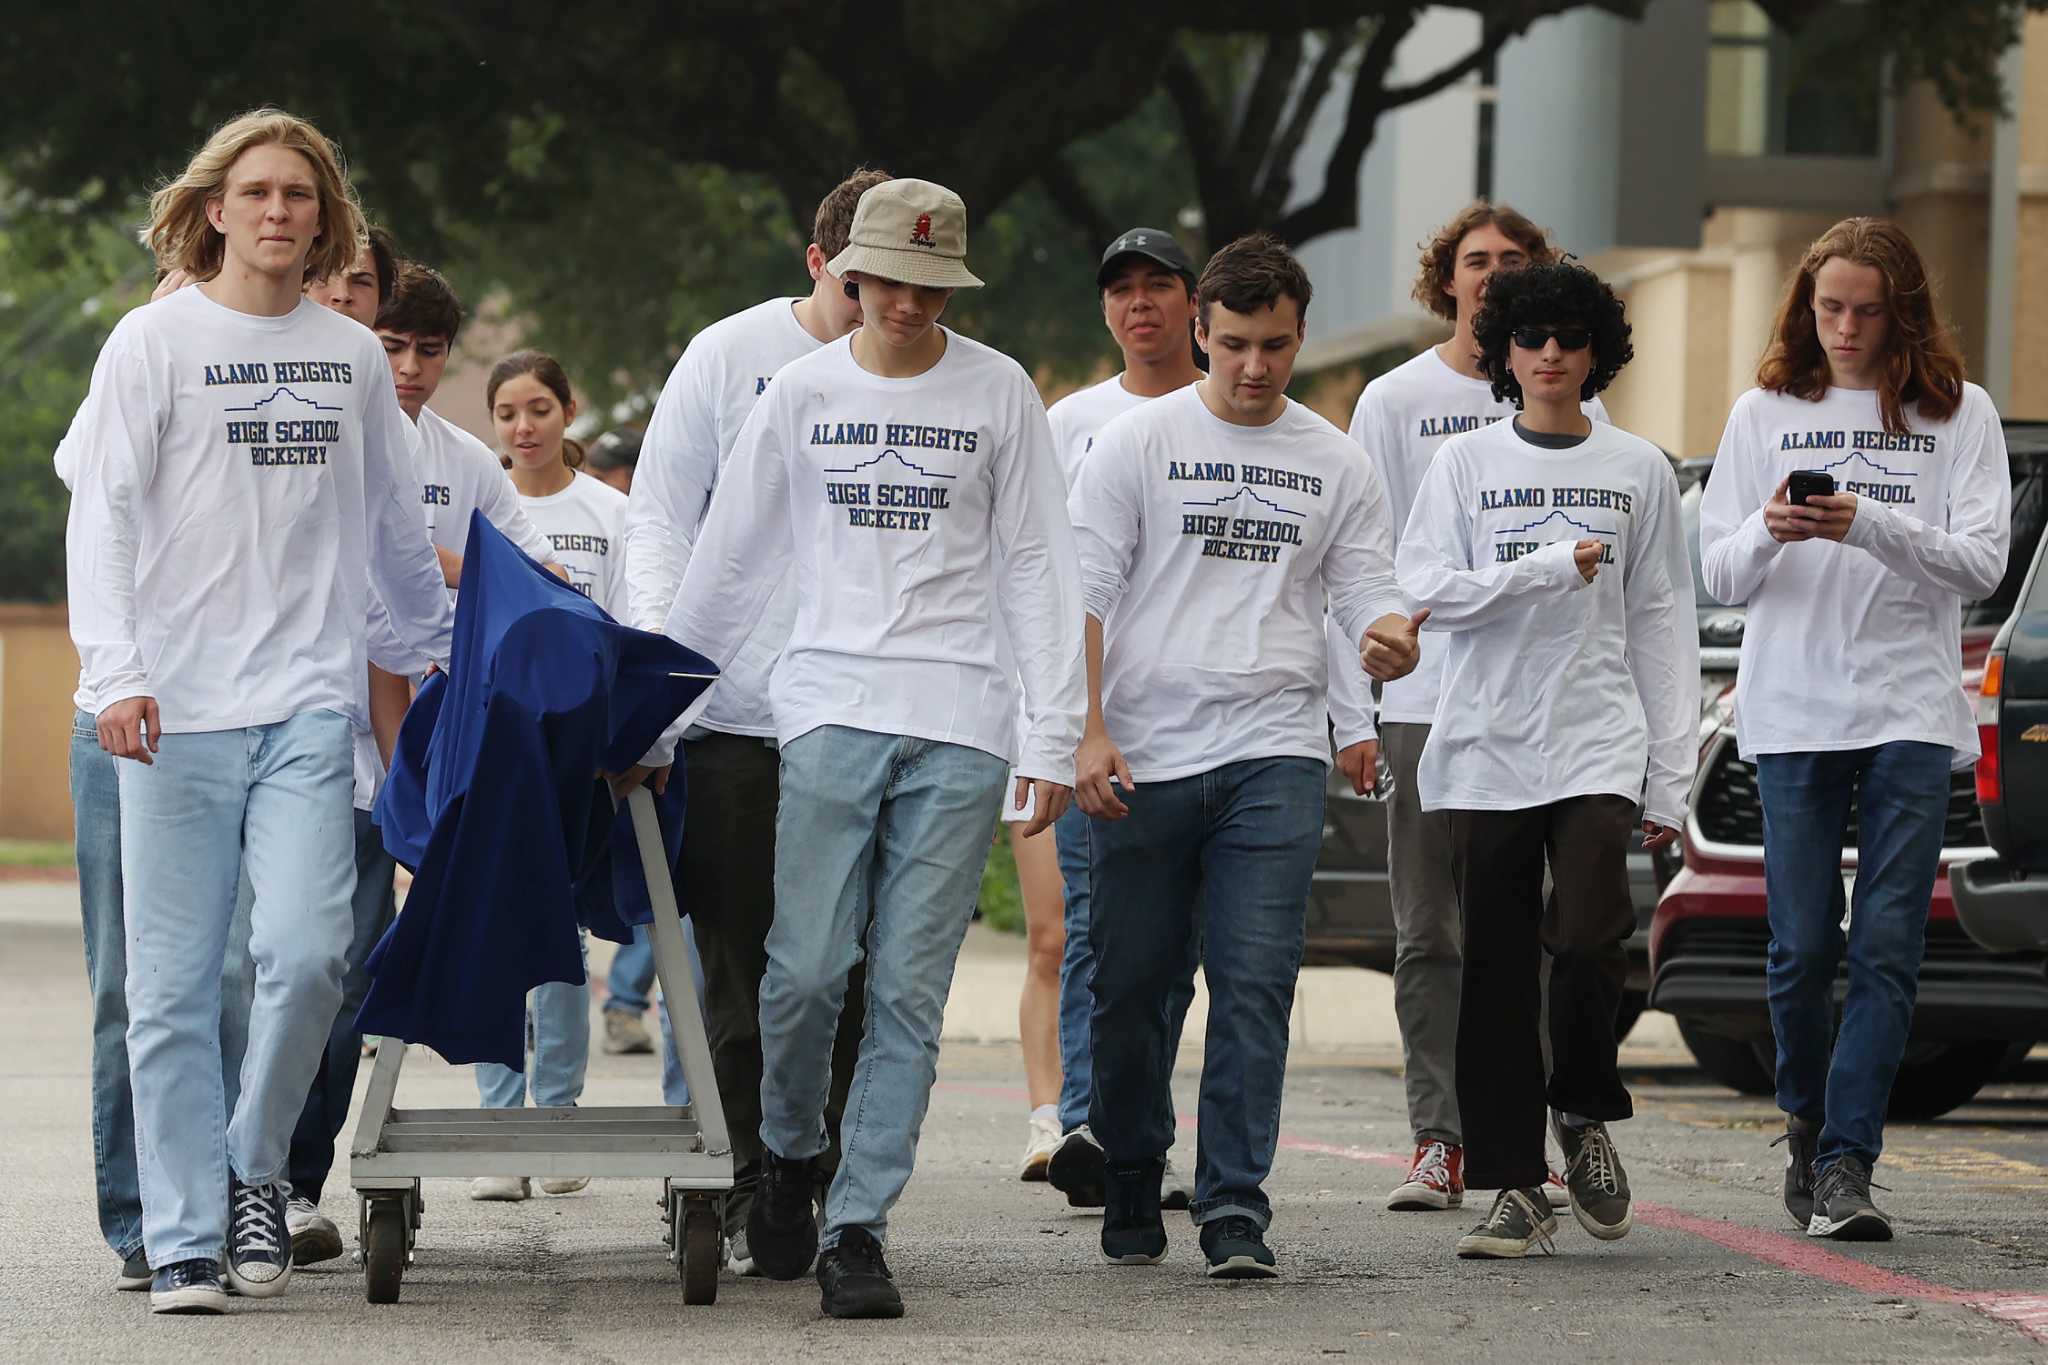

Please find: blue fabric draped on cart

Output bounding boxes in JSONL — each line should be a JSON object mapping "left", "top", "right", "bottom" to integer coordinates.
{"left": 358, "top": 511, "right": 716, "bottom": 1069}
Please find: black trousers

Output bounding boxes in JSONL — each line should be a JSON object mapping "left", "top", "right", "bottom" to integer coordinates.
{"left": 681, "top": 731, "right": 864, "bottom": 1180}
{"left": 1449, "top": 794, "right": 1637, "bottom": 1191}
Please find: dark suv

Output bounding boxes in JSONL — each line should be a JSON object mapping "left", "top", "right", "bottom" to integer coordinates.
{"left": 1953, "top": 499, "right": 2048, "bottom": 955}
{"left": 1651, "top": 423, "right": 2048, "bottom": 1116}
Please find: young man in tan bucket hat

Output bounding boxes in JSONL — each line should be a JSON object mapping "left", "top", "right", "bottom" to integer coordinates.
{"left": 659, "top": 177, "right": 1086, "bottom": 1318}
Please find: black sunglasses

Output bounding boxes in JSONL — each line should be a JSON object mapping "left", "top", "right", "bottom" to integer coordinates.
{"left": 1511, "top": 326, "right": 1592, "bottom": 351}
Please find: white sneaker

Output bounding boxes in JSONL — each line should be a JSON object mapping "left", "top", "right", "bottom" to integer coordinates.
{"left": 470, "top": 1176, "right": 531, "bottom": 1201}
{"left": 1162, "top": 1156, "right": 1193, "bottom": 1211}
{"left": 1019, "top": 1113, "right": 1062, "bottom": 1181}
{"left": 285, "top": 1196, "right": 344, "bottom": 1266}
{"left": 539, "top": 1176, "right": 590, "bottom": 1196}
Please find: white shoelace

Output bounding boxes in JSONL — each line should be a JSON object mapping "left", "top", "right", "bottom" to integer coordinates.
{"left": 1409, "top": 1141, "right": 1454, "bottom": 1188}
{"left": 1570, "top": 1126, "right": 1622, "bottom": 1196}
{"left": 232, "top": 1182, "right": 284, "bottom": 1256}
{"left": 1489, "top": 1190, "right": 1556, "bottom": 1255}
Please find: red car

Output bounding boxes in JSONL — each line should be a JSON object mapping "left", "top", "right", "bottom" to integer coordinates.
{"left": 1650, "top": 427, "right": 2048, "bottom": 1117}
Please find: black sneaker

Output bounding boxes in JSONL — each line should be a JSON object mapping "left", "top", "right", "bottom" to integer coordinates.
{"left": 1770, "top": 1115, "right": 1820, "bottom": 1230}
{"left": 150, "top": 1259, "right": 227, "bottom": 1315}
{"left": 746, "top": 1148, "right": 819, "bottom": 1280}
{"left": 1808, "top": 1155, "right": 1893, "bottom": 1241}
{"left": 226, "top": 1173, "right": 292, "bottom": 1298}
{"left": 1551, "top": 1115, "right": 1633, "bottom": 1240}
{"left": 1455, "top": 1188, "right": 1558, "bottom": 1259}
{"left": 816, "top": 1226, "right": 904, "bottom": 1319}
{"left": 1199, "top": 1215, "right": 1278, "bottom": 1279}
{"left": 116, "top": 1248, "right": 152, "bottom": 1292}
{"left": 1046, "top": 1125, "right": 1106, "bottom": 1208}
{"left": 1100, "top": 1160, "right": 1166, "bottom": 1265}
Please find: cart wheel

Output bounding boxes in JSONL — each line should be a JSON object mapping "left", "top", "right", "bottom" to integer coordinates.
{"left": 364, "top": 1198, "right": 407, "bottom": 1304}
{"left": 679, "top": 1200, "right": 719, "bottom": 1305}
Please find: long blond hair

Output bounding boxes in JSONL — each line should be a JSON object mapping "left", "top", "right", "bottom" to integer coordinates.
{"left": 144, "top": 108, "right": 366, "bottom": 285}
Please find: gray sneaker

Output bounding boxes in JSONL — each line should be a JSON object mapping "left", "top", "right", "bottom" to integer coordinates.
{"left": 1770, "top": 1116, "right": 1820, "bottom": 1230}
{"left": 601, "top": 1009, "right": 655, "bottom": 1055}
{"left": 1455, "top": 1188, "right": 1558, "bottom": 1259}
{"left": 1552, "top": 1115, "right": 1633, "bottom": 1240}
{"left": 116, "top": 1248, "right": 152, "bottom": 1291}
{"left": 1807, "top": 1156, "right": 1893, "bottom": 1241}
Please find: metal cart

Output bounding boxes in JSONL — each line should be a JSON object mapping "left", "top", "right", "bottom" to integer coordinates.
{"left": 349, "top": 785, "right": 733, "bottom": 1304}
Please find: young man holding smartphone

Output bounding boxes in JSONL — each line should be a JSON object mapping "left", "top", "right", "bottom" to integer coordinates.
{"left": 1399, "top": 260, "right": 1695, "bottom": 1261}
{"left": 1700, "top": 218, "right": 2010, "bottom": 1241}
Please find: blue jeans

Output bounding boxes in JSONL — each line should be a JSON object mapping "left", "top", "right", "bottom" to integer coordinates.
{"left": 1756, "top": 741, "right": 1951, "bottom": 1172}
{"left": 1054, "top": 802, "right": 1198, "bottom": 1134}
{"left": 71, "top": 713, "right": 143, "bottom": 1262}
{"left": 759, "top": 726, "right": 1006, "bottom": 1248}
{"left": 476, "top": 931, "right": 591, "bottom": 1108}
{"left": 1087, "top": 757, "right": 1325, "bottom": 1230}
{"left": 119, "top": 709, "right": 356, "bottom": 1266}
{"left": 606, "top": 925, "right": 657, "bottom": 1016}
{"left": 222, "top": 805, "right": 397, "bottom": 1203}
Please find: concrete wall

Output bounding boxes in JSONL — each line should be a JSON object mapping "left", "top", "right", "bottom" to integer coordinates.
{"left": 1, "top": 606, "right": 79, "bottom": 842}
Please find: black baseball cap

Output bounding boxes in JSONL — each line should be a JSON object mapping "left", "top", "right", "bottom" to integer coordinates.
{"left": 1096, "top": 228, "right": 1197, "bottom": 290}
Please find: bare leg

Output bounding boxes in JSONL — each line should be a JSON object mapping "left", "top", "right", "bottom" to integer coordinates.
{"left": 1012, "top": 822, "right": 1067, "bottom": 1110}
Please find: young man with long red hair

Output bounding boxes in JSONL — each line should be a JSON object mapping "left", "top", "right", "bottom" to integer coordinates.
{"left": 1700, "top": 218, "right": 2011, "bottom": 1242}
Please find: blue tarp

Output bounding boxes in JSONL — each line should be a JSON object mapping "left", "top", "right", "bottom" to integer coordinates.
{"left": 358, "top": 511, "right": 716, "bottom": 1068}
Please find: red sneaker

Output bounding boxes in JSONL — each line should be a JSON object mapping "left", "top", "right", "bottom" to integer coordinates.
{"left": 1386, "top": 1140, "right": 1465, "bottom": 1211}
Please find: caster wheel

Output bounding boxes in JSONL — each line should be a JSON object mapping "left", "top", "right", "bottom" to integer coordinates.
{"left": 364, "top": 1198, "right": 408, "bottom": 1303}
{"left": 679, "top": 1199, "right": 719, "bottom": 1304}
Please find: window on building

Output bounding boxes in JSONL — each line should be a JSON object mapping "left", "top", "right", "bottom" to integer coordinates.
{"left": 1707, "top": 0, "right": 1882, "bottom": 158}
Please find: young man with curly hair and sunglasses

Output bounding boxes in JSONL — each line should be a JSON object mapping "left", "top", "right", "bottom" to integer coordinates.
{"left": 1396, "top": 260, "right": 1696, "bottom": 1260}
{"left": 1349, "top": 202, "right": 1610, "bottom": 1216}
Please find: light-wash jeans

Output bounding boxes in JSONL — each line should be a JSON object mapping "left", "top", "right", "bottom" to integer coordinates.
{"left": 759, "top": 726, "right": 1006, "bottom": 1249}
{"left": 656, "top": 918, "right": 709, "bottom": 1108}
{"left": 606, "top": 924, "right": 656, "bottom": 1016}
{"left": 119, "top": 709, "right": 356, "bottom": 1267}
{"left": 476, "top": 930, "right": 591, "bottom": 1108}
{"left": 70, "top": 713, "right": 143, "bottom": 1263}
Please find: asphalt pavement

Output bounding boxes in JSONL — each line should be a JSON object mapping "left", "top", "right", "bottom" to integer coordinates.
{"left": 5, "top": 879, "right": 2046, "bottom": 1362}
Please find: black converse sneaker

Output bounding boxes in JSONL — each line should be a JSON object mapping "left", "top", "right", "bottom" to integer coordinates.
{"left": 1551, "top": 1114, "right": 1633, "bottom": 1240}
{"left": 1199, "top": 1216, "right": 1278, "bottom": 1279}
{"left": 1770, "top": 1115, "right": 1820, "bottom": 1230}
{"left": 1100, "top": 1159, "right": 1167, "bottom": 1265}
{"left": 745, "top": 1148, "right": 819, "bottom": 1280}
{"left": 149, "top": 1259, "right": 227, "bottom": 1315}
{"left": 1455, "top": 1188, "right": 1558, "bottom": 1259}
{"left": 116, "top": 1248, "right": 152, "bottom": 1292}
{"left": 816, "top": 1225, "right": 904, "bottom": 1319}
{"left": 226, "top": 1173, "right": 292, "bottom": 1297}
{"left": 1807, "top": 1156, "right": 1893, "bottom": 1241}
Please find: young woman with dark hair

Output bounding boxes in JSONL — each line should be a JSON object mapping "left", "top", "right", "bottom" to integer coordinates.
{"left": 1398, "top": 259, "right": 1696, "bottom": 1262}
{"left": 1700, "top": 218, "right": 2009, "bottom": 1243}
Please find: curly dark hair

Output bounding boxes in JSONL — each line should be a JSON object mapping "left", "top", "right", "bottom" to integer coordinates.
{"left": 1471, "top": 260, "right": 1632, "bottom": 407}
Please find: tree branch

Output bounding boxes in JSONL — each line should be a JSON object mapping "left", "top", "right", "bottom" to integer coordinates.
{"left": 1228, "top": 32, "right": 1306, "bottom": 191}
{"left": 1038, "top": 151, "right": 1118, "bottom": 248}
{"left": 1160, "top": 45, "right": 1234, "bottom": 232}
{"left": 1255, "top": 25, "right": 1356, "bottom": 217}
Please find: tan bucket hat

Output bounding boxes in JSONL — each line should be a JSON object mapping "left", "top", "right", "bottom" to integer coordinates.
{"left": 826, "top": 178, "right": 984, "bottom": 290}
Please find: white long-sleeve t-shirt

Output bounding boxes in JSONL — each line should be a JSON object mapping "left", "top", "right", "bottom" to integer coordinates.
{"left": 1397, "top": 417, "right": 1697, "bottom": 828}
{"left": 1070, "top": 385, "right": 1405, "bottom": 782}
{"left": 624, "top": 297, "right": 819, "bottom": 740}
{"left": 1698, "top": 383, "right": 2010, "bottom": 767}
{"left": 662, "top": 329, "right": 1087, "bottom": 782}
{"left": 1350, "top": 346, "right": 1607, "bottom": 725}
{"left": 66, "top": 288, "right": 453, "bottom": 734}
{"left": 522, "top": 471, "right": 629, "bottom": 617}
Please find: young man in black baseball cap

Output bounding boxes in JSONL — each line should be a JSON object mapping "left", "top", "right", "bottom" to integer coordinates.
{"left": 1032, "top": 227, "right": 1206, "bottom": 1213}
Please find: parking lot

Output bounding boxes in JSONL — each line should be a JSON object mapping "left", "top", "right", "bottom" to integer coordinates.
{"left": 6, "top": 879, "right": 2046, "bottom": 1363}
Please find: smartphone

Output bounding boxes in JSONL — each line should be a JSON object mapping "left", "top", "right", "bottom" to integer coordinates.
{"left": 1787, "top": 469, "right": 1836, "bottom": 506}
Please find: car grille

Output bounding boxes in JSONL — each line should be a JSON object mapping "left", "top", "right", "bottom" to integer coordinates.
{"left": 1693, "top": 739, "right": 1988, "bottom": 852}
{"left": 1664, "top": 916, "right": 1997, "bottom": 966}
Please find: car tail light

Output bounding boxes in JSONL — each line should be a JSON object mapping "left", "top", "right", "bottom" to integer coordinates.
{"left": 1976, "top": 651, "right": 2004, "bottom": 803}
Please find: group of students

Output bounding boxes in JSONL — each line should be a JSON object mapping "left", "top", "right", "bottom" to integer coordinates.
{"left": 61, "top": 104, "right": 2008, "bottom": 1323}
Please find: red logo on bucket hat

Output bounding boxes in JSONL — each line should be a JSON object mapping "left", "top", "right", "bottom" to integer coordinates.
{"left": 910, "top": 212, "right": 936, "bottom": 248}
